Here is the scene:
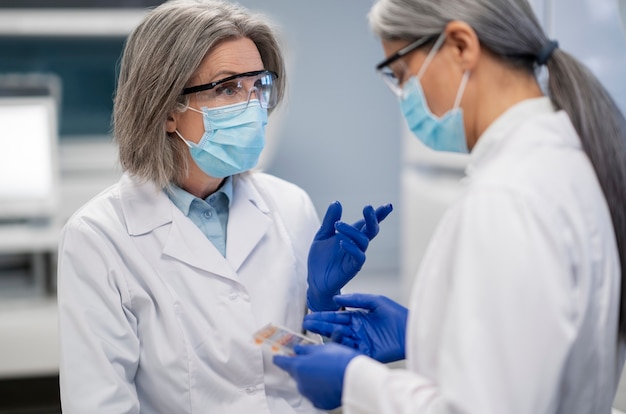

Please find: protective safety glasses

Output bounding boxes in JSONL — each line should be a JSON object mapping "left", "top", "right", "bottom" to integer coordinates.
{"left": 375, "top": 36, "right": 437, "bottom": 97}
{"left": 181, "top": 70, "right": 278, "bottom": 113}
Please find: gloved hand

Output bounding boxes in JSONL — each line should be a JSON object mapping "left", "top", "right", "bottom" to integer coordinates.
{"left": 273, "top": 343, "right": 360, "bottom": 410}
{"left": 307, "top": 201, "right": 393, "bottom": 311}
{"left": 303, "top": 293, "right": 408, "bottom": 363}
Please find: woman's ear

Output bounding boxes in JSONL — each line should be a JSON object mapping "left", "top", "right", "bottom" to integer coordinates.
{"left": 444, "top": 21, "right": 481, "bottom": 71}
{"left": 165, "top": 110, "right": 178, "bottom": 133}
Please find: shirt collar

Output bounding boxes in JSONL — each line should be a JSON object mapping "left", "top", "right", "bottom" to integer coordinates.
{"left": 166, "top": 176, "right": 234, "bottom": 216}
{"left": 467, "top": 97, "right": 555, "bottom": 176}
{"left": 218, "top": 175, "right": 234, "bottom": 207}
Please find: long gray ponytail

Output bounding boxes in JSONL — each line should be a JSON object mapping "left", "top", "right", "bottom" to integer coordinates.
{"left": 369, "top": 0, "right": 626, "bottom": 339}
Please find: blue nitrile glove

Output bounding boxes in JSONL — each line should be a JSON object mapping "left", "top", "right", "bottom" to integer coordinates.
{"left": 303, "top": 293, "right": 408, "bottom": 363}
{"left": 307, "top": 201, "right": 393, "bottom": 311}
{"left": 273, "top": 343, "right": 359, "bottom": 410}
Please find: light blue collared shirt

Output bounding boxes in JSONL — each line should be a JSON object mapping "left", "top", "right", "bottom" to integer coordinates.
{"left": 166, "top": 177, "right": 233, "bottom": 257}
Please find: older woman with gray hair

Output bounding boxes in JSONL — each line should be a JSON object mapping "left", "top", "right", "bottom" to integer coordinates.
{"left": 56, "top": 0, "right": 391, "bottom": 412}
{"left": 274, "top": 0, "right": 626, "bottom": 412}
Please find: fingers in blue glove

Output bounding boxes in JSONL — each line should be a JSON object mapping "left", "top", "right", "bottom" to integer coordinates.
{"left": 337, "top": 239, "right": 366, "bottom": 274}
{"left": 303, "top": 313, "right": 353, "bottom": 338}
{"left": 273, "top": 344, "right": 320, "bottom": 376}
{"left": 332, "top": 293, "right": 408, "bottom": 363}
{"left": 335, "top": 222, "right": 369, "bottom": 251}
{"left": 315, "top": 201, "right": 343, "bottom": 241}
{"left": 304, "top": 312, "right": 366, "bottom": 350}
{"left": 335, "top": 336, "right": 360, "bottom": 349}
{"left": 332, "top": 293, "right": 388, "bottom": 311}
{"left": 273, "top": 343, "right": 358, "bottom": 411}
{"left": 307, "top": 201, "right": 387, "bottom": 312}
{"left": 361, "top": 205, "right": 379, "bottom": 240}
{"left": 362, "top": 203, "right": 393, "bottom": 239}
{"left": 374, "top": 203, "right": 394, "bottom": 223}
{"left": 351, "top": 203, "right": 393, "bottom": 238}
{"left": 304, "top": 311, "right": 352, "bottom": 325}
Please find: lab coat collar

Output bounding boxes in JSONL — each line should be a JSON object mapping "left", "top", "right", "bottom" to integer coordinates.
{"left": 119, "top": 174, "right": 173, "bottom": 236}
{"left": 467, "top": 97, "right": 556, "bottom": 176}
{"left": 119, "top": 172, "right": 272, "bottom": 277}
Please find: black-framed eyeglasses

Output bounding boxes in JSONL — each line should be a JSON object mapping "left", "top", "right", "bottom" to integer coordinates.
{"left": 376, "top": 36, "right": 437, "bottom": 96}
{"left": 181, "top": 69, "right": 279, "bottom": 111}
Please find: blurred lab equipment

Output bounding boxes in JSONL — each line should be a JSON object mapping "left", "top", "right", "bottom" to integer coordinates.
{"left": 0, "top": 75, "right": 61, "bottom": 302}
{"left": 0, "top": 4, "right": 150, "bottom": 412}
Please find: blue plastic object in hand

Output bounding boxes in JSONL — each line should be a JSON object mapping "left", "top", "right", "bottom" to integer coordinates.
{"left": 307, "top": 201, "right": 393, "bottom": 311}
{"left": 303, "top": 293, "right": 408, "bottom": 363}
{"left": 273, "top": 343, "right": 359, "bottom": 410}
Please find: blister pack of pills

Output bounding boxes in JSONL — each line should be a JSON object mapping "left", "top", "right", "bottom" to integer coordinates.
{"left": 253, "top": 323, "right": 320, "bottom": 355}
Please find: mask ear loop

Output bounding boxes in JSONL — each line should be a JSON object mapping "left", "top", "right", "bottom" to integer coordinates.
{"left": 170, "top": 103, "right": 195, "bottom": 147}
{"left": 174, "top": 130, "right": 192, "bottom": 148}
{"left": 417, "top": 32, "right": 448, "bottom": 80}
{"left": 185, "top": 106, "right": 204, "bottom": 115}
{"left": 453, "top": 71, "right": 470, "bottom": 109}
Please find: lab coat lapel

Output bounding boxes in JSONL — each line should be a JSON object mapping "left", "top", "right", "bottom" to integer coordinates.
{"left": 119, "top": 174, "right": 239, "bottom": 282}
{"left": 162, "top": 215, "right": 238, "bottom": 281}
{"left": 226, "top": 174, "right": 271, "bottom": 272}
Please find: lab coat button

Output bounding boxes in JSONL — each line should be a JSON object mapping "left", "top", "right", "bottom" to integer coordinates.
{"left": 245, "top": 386, "right": 256, "bottom": 394}
{"left": 228, "top": 292, "right": 238, "bottom": 301}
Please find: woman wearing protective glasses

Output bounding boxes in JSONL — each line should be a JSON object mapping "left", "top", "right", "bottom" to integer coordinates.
{"left": 274, "top": 0, "right": 626, "bottom": 412}
{"left": 56, "top": 0, "right": 391, "bottom": 412}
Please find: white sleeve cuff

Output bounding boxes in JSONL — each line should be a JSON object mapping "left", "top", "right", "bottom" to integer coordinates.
{"left": 342, "top": 355, "right": 391, "bottom": 414}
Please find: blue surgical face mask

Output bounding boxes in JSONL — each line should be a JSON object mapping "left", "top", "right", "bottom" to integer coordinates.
{"left": 400, "top": 34, "right": 470, "bottom": 154}
{"left": 175, "top": 100, "right": 267, "bottom": 178}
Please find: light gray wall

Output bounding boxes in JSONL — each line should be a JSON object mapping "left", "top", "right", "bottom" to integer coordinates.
{"left": 237, "top": 0, "right": 403, "bottom": 273}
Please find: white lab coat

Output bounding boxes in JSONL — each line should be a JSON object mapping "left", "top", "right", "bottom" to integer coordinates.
{"left": 57, "top": 171, "right": 325, "bottom": 414}
{"left": 343, "top": 98, "right": 624, "bottom": 413}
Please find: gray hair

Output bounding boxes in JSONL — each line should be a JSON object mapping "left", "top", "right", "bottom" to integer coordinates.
{"left": 369, "top": 0, "right": 626, "bottom": 338}
{"left": 113, "top": 0, "right": 286, "bottom": 188}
